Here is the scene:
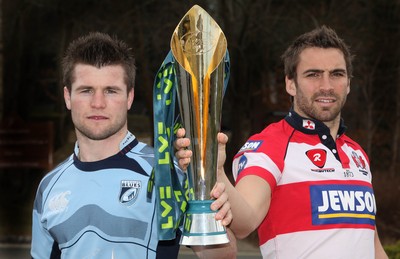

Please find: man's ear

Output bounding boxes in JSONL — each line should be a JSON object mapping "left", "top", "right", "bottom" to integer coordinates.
{"left": 127, "top": 88, "right": 134, "bottom": 110}
{"left": 285, "top": 76, "right": 296, "bottom": 97}
{"left": 347, "top": 79, "right": 351, "bottom": 95}
{"left": 64, "top": 86, "right": 71, "bottom": 110}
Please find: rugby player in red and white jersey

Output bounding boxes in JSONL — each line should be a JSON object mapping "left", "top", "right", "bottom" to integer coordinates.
{"left": 176, "top": 26, "right": 388, "bottom": 259}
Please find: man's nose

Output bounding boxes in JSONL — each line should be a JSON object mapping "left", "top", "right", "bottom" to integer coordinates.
{"left": 319, "top": 74, "right": 334, "bottom": 90}
{"left": 319, "top": 73, "right": 335, "bottom": 90}
{"left": 91, "top": 92, "right": 106, "bottom": 108}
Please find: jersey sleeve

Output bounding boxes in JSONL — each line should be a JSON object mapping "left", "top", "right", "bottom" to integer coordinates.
{"left": 232, "top": 151, "right": 281, "bottom": 191}
{"left": 31, "top": 184, "right": 60, "bottom": 258}
{"left": 232, "top": 122, "right": 289, "bottom": 191}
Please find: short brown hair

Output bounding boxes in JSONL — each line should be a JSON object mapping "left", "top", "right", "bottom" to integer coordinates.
{"left": 62, "top": 32, "right": 136, "bottom": 92}
{"left": 281, "top": 25, "right": 354, "bottom": 80}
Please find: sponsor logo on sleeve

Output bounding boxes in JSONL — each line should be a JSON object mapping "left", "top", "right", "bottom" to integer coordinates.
{"left": 237, "top": 155, "right": 248, "bottom": 175}
{"left": 119, "top": 180, "right": 141, "bottom": 206}
{"left": 310, "top": 184, "right": 376, "bottom": 227}
{"left": 239, "top": 140, "right": 263, "bottom": 153}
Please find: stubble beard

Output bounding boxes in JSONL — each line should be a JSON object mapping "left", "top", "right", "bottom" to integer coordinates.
{"left": 296, "top": 90, "right": 346, "bottom": 123}
{"left": 73, "top": 117, "right": 127, "bottom": 141}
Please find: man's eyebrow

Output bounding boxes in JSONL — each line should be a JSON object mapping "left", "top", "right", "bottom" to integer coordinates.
{"left": 74, "top": 85, "right": 92, "bottom": 90}
{"left": 74, "top": 85, "right": 123, "bottom": 91}
{"left": 302, "top": 68, "right": 347, "bottom": 74}
{"left": 105, "top": 85, "right": 122, "bottom": 90}
{"left": 302, "top": 69, "right": 324, "bottom": 74}
{"left": 330, "top": 68, "right": 347, "bottom": 74}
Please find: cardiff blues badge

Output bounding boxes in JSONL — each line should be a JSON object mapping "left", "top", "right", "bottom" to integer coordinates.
{"left": 119, "top": 180, "right": 141, "bottom": 206}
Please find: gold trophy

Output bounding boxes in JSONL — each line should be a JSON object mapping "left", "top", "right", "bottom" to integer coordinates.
{"left": 171, "top": 5, "right": 229, "bottom": 245}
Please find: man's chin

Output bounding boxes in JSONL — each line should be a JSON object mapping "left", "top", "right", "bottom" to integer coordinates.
{"left": 76, "top": 129, "right": 114, "bottom": 141}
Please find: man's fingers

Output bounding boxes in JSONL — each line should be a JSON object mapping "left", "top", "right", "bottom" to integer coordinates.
{"left": 176, "top": 128, "right": 186, "bottom": 138}
{"left": 176, "top": 149, "right": 192, "bottom": 170}
{"left": 217, "top": 133, "right": 228, "bottom": 170}
{"left": 210, "top": 182, "right": 232, "bottom": 225}
{"left": 174, "top": 137, "right": 190, "bottom": 150}
{"left": 174, "top": 128, "right": 190, "bottom": 151}
{"left": 211, "top": 192, "right": 232, "bottom": 226}
{"left": 217, "top": 132, "right": 228, "bottom": 144}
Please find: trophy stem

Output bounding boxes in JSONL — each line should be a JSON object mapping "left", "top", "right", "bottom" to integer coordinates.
{"left": 180, "top": 200, "right": 229, "bottom": 246}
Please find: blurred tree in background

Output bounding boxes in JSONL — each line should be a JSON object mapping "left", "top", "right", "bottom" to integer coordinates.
{"left": 1, "top": 0, "right": 399, "bottom": 245}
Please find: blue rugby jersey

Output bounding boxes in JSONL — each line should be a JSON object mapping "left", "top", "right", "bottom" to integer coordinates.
{"left": 31, "top": 132, "right": 176, "bottom": 259}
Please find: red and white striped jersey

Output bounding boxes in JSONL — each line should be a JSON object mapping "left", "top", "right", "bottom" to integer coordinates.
{"left": 232, "top": 110, "right": 376, "bottom": 259}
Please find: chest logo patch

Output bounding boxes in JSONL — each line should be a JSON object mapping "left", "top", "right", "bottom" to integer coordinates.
{"left": 310, "top": 184, "right": 376, "bottom": 227}
{"left": 303, "top": 119, "right": 315, "bottom": 130}
{"left": 306, "top": 149, "right": 327, "bottom": 168}
{"left": 351, "top": 151, "right": 369, "bottom": 176}
{"left": 119, "top": 180, "right": 141, "bottom": 206}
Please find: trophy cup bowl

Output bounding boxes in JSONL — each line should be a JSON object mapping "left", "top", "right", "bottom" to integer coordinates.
{"left": 171, "top": 5, "right": 229, "bottom": 246}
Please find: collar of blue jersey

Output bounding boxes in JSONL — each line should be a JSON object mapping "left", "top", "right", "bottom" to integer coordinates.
{"left": 285, "top": 109, "right": 347, "bottom": 137}
{"left": 73, "top": 131, "right": 139, "bottom": 171}
{"left": 74, "top": 131, "right": 136, "bottom": 156}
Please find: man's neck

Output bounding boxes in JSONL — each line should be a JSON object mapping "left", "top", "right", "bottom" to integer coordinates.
{"left": 75, "top": 130, "right": 127, "bottom": 162}
{"left": 292, "top": 107, "right": 342, "bottom": 140}
{"left": 322, "top": 117, "right": 341, "bottom": 140}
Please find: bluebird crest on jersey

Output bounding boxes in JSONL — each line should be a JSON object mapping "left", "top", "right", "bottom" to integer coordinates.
{"left": 119, "top": 180, "right": 141, "bottom": 206}
{"left": 239, "top": 140, "right": 263, "bottom": 153}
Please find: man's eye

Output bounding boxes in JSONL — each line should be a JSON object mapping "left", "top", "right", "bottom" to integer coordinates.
{"left": 306, "top": 73, "right": 320, "bottom": 78}
{"left": 81, "top": 89, "right": 92, "bottom": 93}
{"left": 331, "top": 72, "right": 346, "bottom": 78}
{"left": 105, "top": 89, "right": 117, "bottom": 94}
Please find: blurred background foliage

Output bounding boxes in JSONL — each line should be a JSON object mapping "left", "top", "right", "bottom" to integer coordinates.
{"left": 0, "top": 0, "right": 399, "bottom": 252}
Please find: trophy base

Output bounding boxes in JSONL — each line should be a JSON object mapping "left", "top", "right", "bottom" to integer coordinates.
{"left": 180, "top": 200, "right": 229, "bottom": 246}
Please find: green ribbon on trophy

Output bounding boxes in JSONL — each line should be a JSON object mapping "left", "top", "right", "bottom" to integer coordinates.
{"left": 148, "top": 51, "right": 190, "bottom": 241}
{"left": 149, "top": 49, "right": 230, "bottom": 241}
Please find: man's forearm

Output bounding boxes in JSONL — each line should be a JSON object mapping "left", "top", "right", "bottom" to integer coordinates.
{"left": 217, "top": 170, "right": 261, "bottom": 239}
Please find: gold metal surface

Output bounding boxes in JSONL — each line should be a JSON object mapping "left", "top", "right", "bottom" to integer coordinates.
{"left": 171, "top": 5, "right": 227, "bottom": 200}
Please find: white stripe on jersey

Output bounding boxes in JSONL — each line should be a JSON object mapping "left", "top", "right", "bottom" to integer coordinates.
{"left": 233, "top": 152, "right": 281, "bottom": 183}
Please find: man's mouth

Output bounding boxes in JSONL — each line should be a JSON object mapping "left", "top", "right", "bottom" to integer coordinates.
{"left": 88, "top": 116, "right": 108, "bottom": 120}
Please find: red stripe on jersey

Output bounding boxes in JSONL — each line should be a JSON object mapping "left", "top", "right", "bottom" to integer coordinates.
{"left": 258, "top": 180, "right": 375, "bottom": 245}
{"left": 236, "top": 166, "right": 277, "bottom": 191}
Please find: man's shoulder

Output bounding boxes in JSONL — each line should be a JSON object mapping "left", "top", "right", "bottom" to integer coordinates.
{"left": 128, "top": 139, "right": 154, "bottom": 155}
{"left": 341, "top": 133, "right": 364, "bottom": 149}
{"left": 237, "top": 119, "right": 291, "bottom": 155}
{"left": 34, "top": 155, "right": 74, "bottom": 205}
{"left": 250, "top": 119, "right": 292, "bottom": 142}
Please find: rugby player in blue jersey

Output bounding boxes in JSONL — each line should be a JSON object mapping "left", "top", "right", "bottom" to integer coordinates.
{"left": 31, "top": 32, "right": 235, "bottom": 259}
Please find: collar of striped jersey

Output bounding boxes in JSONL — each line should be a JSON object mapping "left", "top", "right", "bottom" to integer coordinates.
{"left": 285, "top": 109, "right": 347, "bottom": 137}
